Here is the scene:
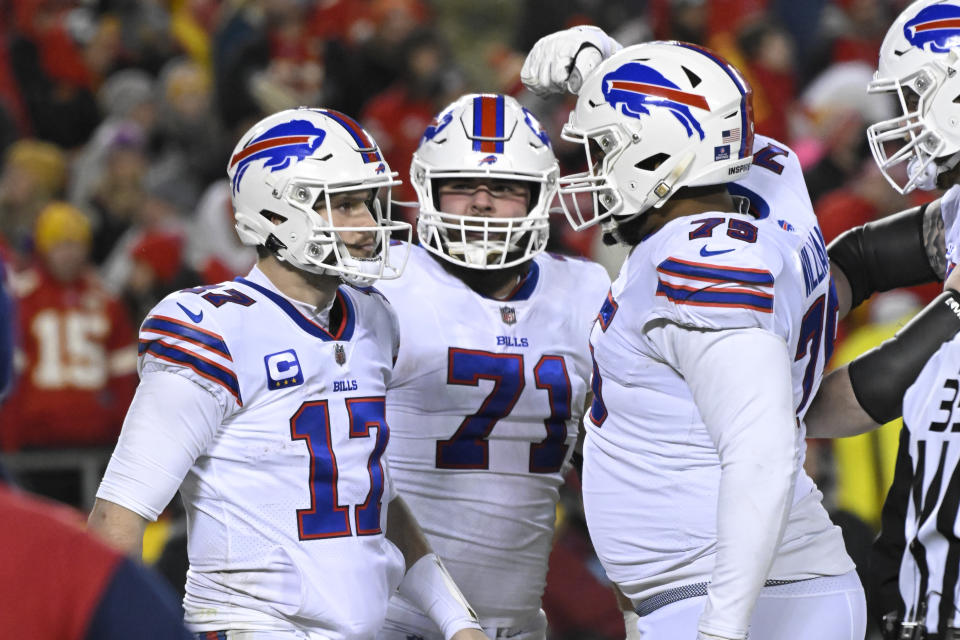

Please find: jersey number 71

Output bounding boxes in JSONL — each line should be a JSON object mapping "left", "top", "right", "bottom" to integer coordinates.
{"left": 436, "top": 348, "right": 572, "bottom": 473}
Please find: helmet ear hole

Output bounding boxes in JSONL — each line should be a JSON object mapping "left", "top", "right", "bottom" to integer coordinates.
{"left": 259, "top": 209, "right": 287, "bottom": 225}
{"left": 635, "top": 153, "right": 671, "bottom": 172}
{"left": 682, "top": 66, "right": 702, "bottom": 88}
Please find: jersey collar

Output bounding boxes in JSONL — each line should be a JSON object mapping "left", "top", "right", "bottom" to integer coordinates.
{"left": 235, "top": 272, "right": 355, "bottom": 342}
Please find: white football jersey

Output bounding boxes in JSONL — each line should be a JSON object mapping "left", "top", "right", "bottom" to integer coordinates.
{"left": 104, "top": 268, "right": 405, "bottom": 638}
{"left": 898, "top": 333, "right": 960, "bottom": 633}
{"left": 583, "top": 137, "right": 853, "bottom": 600}
{"left": 939, "top": 184, "right": 960, "bottom": 277}
{"left": 376, "top": 243, "right": 610, "bottom": 625}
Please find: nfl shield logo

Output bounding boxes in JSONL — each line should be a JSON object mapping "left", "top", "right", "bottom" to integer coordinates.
{"left": 500, "top": 305, "right": 517, "bottom": 325}
{"left": 334, "top": 343, "right": 346, "bottom": 365}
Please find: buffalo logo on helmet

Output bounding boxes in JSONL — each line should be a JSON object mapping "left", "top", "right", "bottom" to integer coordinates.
{"left": 601, "top": 62, "right": 709, "bottom": 140}
{"left": 479, "top": 154, "right": 499, "bottom": 165}
{"left": 421, "top": 109, "right": 455, "bottom": 145}
{"left": 229, "top": 120, "right": 327, "bottom": 193}
{"left": 521, "top": 107, "right": 552, "bottom": 147}
{"left": 500, "top": 305, "right": 517, "bottom": 325}
{"left": 904, "top": 4, "right": 960, "bottom": 54}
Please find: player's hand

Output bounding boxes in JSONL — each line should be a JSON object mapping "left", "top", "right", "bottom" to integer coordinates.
{"left": 521, "top": 25, "right": 623, "bottom": 96}
{"left": 450, "top": 629, "right": 488, "bottom": 640}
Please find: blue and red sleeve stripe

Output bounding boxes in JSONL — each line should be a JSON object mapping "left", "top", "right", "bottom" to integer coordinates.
{"left": 656, "top": 282, "right": 773, "bottom": 312}
{"left": 657, "top": 256, "right": 774, "bottom": 313}
{"left": 141, "top": 315, "right": 232, "bottom": 360}
{"left": 657, "top": 257, "right": 774, "bottom": 285}
{"left": 139, "top": 340, "right": 242, "bottom": 405}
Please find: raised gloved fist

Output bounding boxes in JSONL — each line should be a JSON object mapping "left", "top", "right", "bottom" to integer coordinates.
{"left": 521, "top": 25, "right": 622, "bottom": 96}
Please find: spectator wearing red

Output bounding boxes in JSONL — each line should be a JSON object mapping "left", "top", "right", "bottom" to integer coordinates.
{"left": 830, "top": 0, "right": 888, "bottom": 66}
{"left": 124, "top": 228, "right": 201, "bottom": 323}
{"left": 733, "top": 19, "right": 796, "bottom": 144}
{"left": 362, "top": 29, "right": 464, "bottom": 208}
{"left": 0, "top": 202, "right": 137, "bottom": 452}
{"left": 0, "top": 483, "right": 190, "bottom": 639}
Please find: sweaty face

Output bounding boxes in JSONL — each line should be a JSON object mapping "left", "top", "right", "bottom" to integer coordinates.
{"left": 314, "top": 189, "right": 378, "bottom": 258}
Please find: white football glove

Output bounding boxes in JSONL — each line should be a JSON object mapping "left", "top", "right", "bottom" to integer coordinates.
{"left": 521, "top": 25, "right": 623, "bottom": 96}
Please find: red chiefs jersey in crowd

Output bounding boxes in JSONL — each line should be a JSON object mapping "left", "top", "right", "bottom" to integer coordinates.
{"left": 0, "top": 266, "right": 137, "bottom": 450}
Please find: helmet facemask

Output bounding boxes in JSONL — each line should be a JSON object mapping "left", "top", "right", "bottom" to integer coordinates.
{"left": 229, "top": 108, "right": 412, "bottom": 286}
{"left": 411, "top": 94, "right": 559, "bottom": 270}
{"left": 867, "top": 1, "right": 960, "bottom": 193}
{"left": 867, "top": 64, "right": 950, "bottom": 193}
{"left": 415, "top": 169, "right": 552, "bottom": 269}
{"left": 557, "top": 123, "right": 630, "bottom": 230}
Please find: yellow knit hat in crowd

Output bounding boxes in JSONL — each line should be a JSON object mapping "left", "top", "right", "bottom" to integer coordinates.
{"left": 4, "top": 139, "right": 67, "bottom": 196}
{"left": 34, "top": 202, "right": 92, "bottom": 254}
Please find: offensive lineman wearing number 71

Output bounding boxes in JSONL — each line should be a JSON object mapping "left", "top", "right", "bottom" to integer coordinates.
{"left": 87, "top": 107, "right": 489, "bottom": 640}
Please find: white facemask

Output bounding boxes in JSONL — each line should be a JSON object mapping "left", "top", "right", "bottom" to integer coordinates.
{"left": 907, "top": 155, "right": 939, "bottom": 192}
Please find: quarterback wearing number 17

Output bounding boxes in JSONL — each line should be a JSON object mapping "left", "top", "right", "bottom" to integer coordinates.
{"left": 88, "top": 108, "right": 489, "bottom": 640}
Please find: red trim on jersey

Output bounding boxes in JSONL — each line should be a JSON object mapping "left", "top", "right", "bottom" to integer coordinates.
{"left": 657, "top": 281, "right": 773, "bottom": 301}
{"left": 654, "top": 290, "right": 774, "bottom": 313}
{"left": 139, "top": 339, "right": 243, "bottom": 406}
{"left": 145, "top": 315, "right": 233, "bottom": 361}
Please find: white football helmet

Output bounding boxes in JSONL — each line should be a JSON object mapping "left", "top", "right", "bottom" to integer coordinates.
{"left": 228, "top": 107, "right": 411, "bottom": 285}
{"left": 557, "top": 41, "right": 754, "bottom": 233}
{"left": 410, "top": 93, "right": 559, "bottom": 269}
{"left": 868, "top": 0, "right": 960, "bottom": 193}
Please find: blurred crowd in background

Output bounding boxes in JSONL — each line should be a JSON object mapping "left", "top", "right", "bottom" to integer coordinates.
{"left": 0, "top": 0, "right": 936, "bottom": 637}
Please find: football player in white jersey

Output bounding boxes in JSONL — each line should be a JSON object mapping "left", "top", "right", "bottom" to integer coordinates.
{"left": 87, "top": 107, "right": 489, "bottom": 640}
{"left": 523, "top": 22, "right": 960, "bottom": 639}
{"left": 526, "top": 39, "right": 866, "bottom": 640}
{"left": 373, "top": 93, "right": 610, "bottom": 640}
{"left": 808, "top": 2, "right": 960, "bottom": 636}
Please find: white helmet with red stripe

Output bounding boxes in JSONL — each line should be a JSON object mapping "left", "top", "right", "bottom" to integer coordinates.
{"left": 410, "top": 93, "right": 559, "bottom": 269}
{"left": 867, "top": 0, "right": 960, "bottom": 193}
{"left": 228, "top": 107, "right": 411, "bottom": 285}
{"left": 557, "top": 41, "right": 754, "bottom": 233}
